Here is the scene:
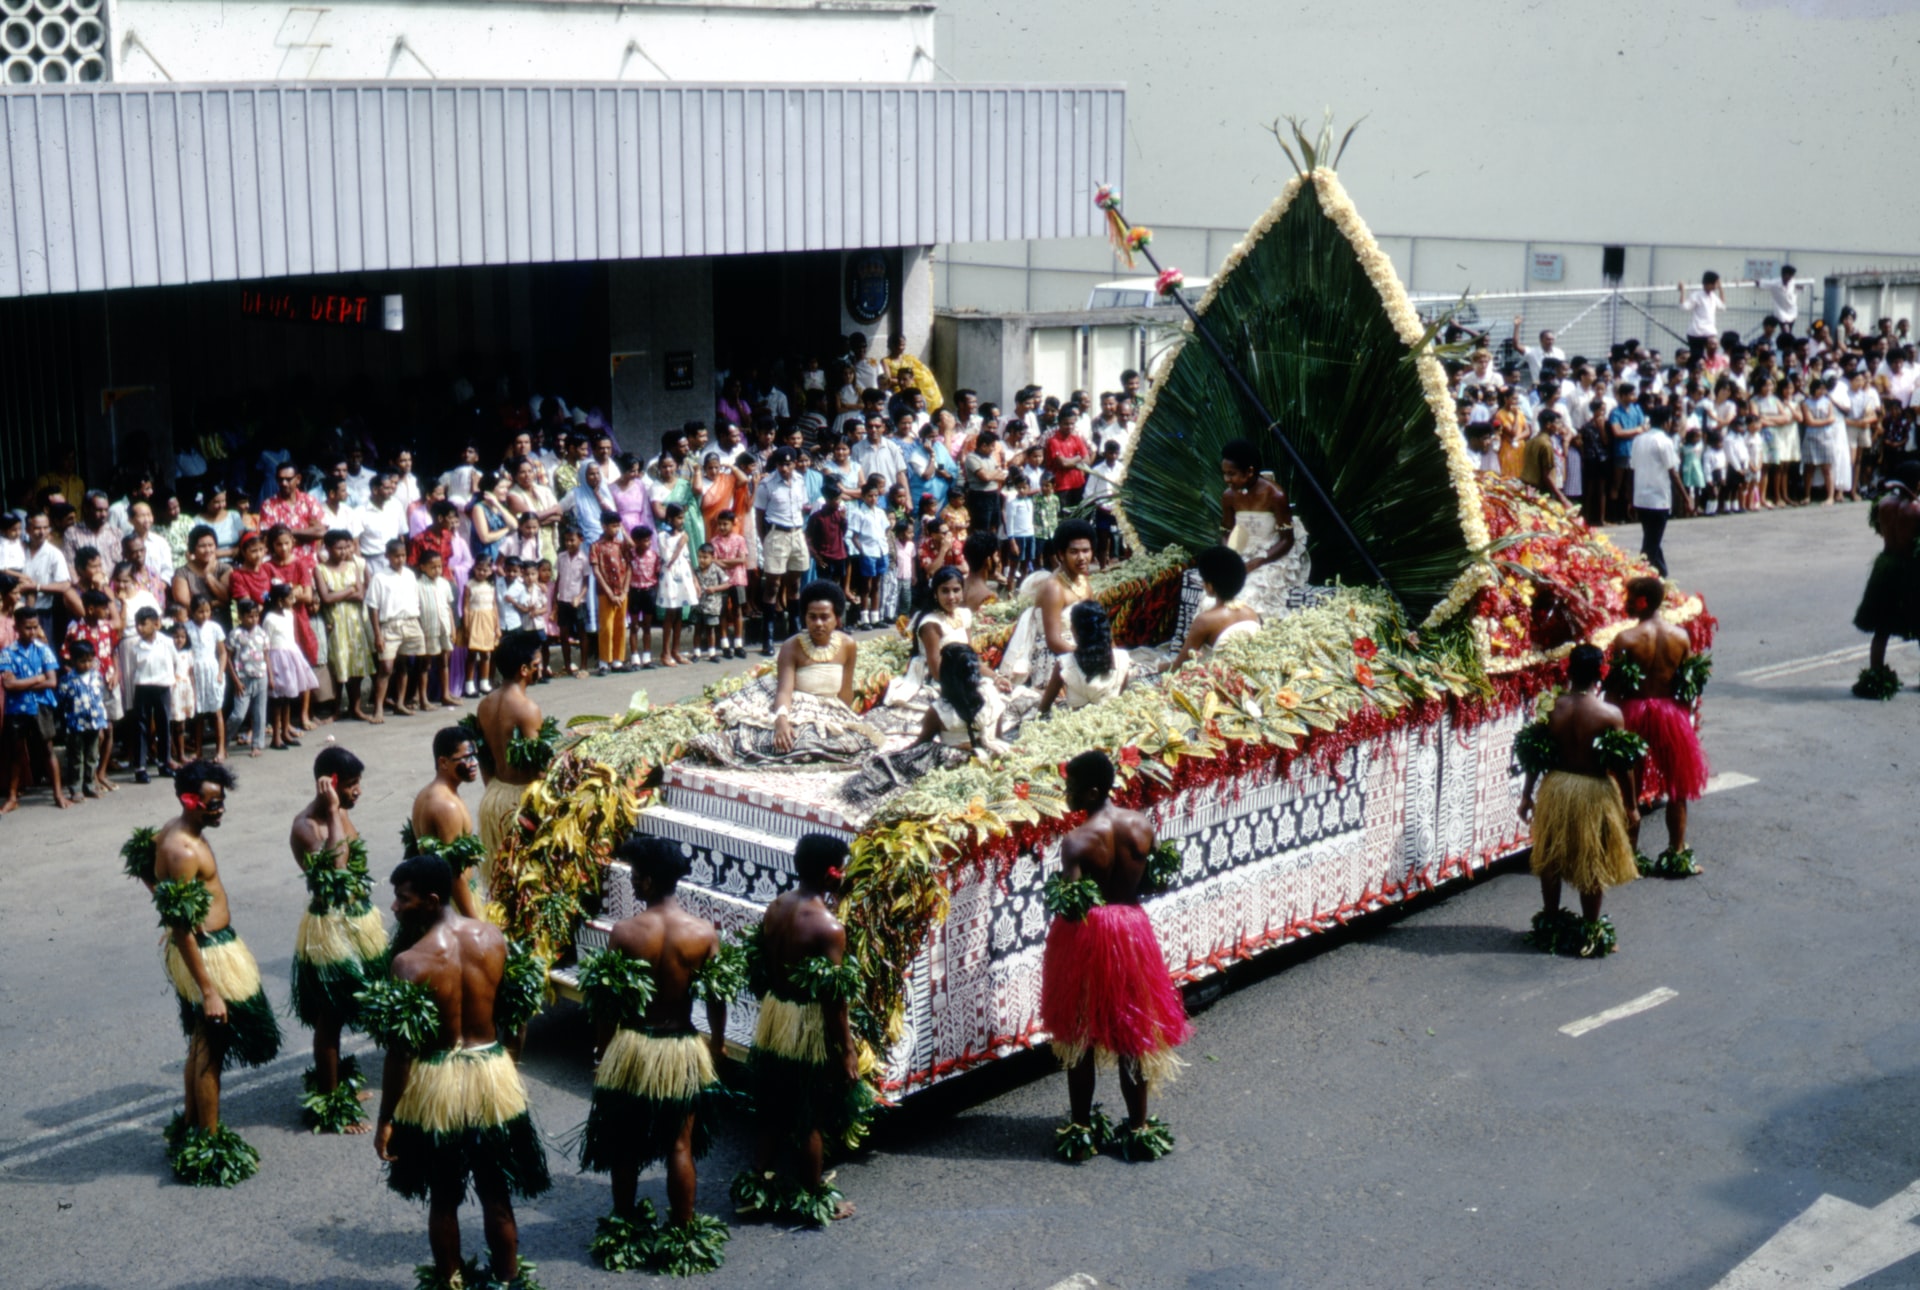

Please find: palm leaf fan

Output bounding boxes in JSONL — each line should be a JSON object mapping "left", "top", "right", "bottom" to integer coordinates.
{"left": 1116, "top": 133, "right": 1490, "bottom": 625}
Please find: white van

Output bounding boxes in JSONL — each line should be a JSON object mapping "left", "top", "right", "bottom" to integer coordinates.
{"left": 1085, "top": 276, "right": 1212, "bottom": 309}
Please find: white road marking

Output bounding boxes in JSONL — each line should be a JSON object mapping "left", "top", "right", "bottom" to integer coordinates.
{"left": 1739, "top": 641, "right": 1913, "bottom": 683}
{"left": 1714, "top": 1179, "right": 1920, "bottom": 1289}
{"left": 0, "top": 1041, "right": 373, "bottom": 1172}
{"left": 1702, "top": 772, "right": 1757, "bottom": 795}
{"left": 1043, "top": 1278, "right": 1100, "bottom": 1290}
{"left": 1559, "top": 987, "right": 1678, "bottom": 1038}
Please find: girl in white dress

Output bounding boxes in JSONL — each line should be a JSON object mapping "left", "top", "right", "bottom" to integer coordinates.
{"left": 1220, "top": 438, "right": 1309, "bottom": 619}
{"left": 1039, "top": 600, "right": 1130, "bottom": 715}
{"left": 881, "top": 566, "right": 973, "bottom": 710}
{"left": 653, "top": 502, "right": 701, "bottom": 666}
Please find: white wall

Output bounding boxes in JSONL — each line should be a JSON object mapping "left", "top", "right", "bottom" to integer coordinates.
{"left": 108, "top": 0, "right": 935, "bottom": 84}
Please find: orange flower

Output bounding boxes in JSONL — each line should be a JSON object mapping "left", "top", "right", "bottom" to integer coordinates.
{"left": 1275, "top": 688, "right": 1301, "bottom": 709}
{"left": 1354, "top": 662, "right": 1376, "bottom": 688}
{"left": 965, "top": 796, "right": 988, "bottom": 821}
{"left": 1013, "top": 782, "right": 1030, "bottom": 801}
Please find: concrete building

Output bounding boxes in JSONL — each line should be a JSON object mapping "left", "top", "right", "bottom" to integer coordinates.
{"left": 0, "top": 0, "right": 1122, "bottom": 502}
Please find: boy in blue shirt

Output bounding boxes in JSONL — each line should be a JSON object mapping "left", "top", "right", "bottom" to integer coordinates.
{"left": 1, "top": 607, "right": 64, "bottom": 811}
{"left": 58, "top": 636, "right": 110, "bottom": 801}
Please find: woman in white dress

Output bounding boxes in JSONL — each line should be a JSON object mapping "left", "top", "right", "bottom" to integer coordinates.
{"left": 1173, "top": 545, "right": 1263, "bottom": 668}
{"left": 1220, "top": 438, "right": 1309, "bottom": 618}
{"left": 1038, "top": 600, "right": 1130, "bottom": 715}
{"left": 881, "top": 565, "right": 973, "bottom": 710}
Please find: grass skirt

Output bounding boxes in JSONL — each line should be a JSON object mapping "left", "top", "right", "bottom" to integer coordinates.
{"left": 1854, "top": 551, "right": 1920, "bottom": 640}
{"left": 1620, "top": 696, "right": 1710, "bottom": 803}
{"left": 290, "top": 904, "right": 389, "bottom": 1029}
{"left": 1040, "top": 905, "right": 1192, "bottom": 1090}
{"left": 1529, "top": 771, "right": 1639, "bottom": 893}
{"left": 478, "top": 778, "right": 527, "bottom": 882}
{"left": 164, "top": 927, "right": 283, "bottom": 1070}
{"left": 578, "top": 1028, "right": 725, "bottom": 1172}
{"left": 745, "top": 996, "right": 873, "bottom": 1144}
{"left": 386, "top": 1042, "right": 552, "bottom": 1203}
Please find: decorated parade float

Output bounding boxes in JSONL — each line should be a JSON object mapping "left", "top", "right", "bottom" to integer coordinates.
{"left": 493, "top": 126, "right": 1716, "bottom": 1106}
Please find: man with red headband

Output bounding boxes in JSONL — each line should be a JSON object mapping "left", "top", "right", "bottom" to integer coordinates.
{"left": 1607, "top": 576, "right": 1710, "bottom": 875}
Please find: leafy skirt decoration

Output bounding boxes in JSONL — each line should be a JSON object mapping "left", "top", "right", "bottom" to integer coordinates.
{"left": 164, "top": 927, "right": 283, "bottom": 1069}
{"left": 384, "top": 1042, "right": 552, "bottom": 1203}
{"left": 290, "top": 904, "right": 388, "bottom": 1028}
{"left": 578, "top": 1028, "right": 726, "bottom": 1173}
{"left": 1528, "top": 771, "right": 1639, "bottom": 894}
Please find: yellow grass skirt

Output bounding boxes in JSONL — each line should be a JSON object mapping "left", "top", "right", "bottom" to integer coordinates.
{"left": 163, "top": 927, "right": 282, "bottom": 1068}
{"left": 385, "top": 1042, "right": 550, "bottom": 1201}
{"left": 579, "top": 1028, "right": 726, "bottom": 1172}
{"left": 290, "top": 905, "right": 389, "bottom": 1028}
{"left": 478, "top": 778, "right": 527, "bottom": 887}
{"left": 1530, "top": 770, "right": 1639, "bottom": 894}
{"left": 598, "top": 1028, "right": 718, "bottom": 1102}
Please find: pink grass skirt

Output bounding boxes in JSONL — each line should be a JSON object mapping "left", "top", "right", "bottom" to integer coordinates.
{"left": 1621, "top": 696, "right": 1709, "bottom": 803}
{"left": 1041, "top": 903, "right": 1192, "bottom": 1064}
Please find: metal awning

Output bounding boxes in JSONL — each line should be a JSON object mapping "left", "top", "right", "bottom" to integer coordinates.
{"left": 0, "top": 80, "right": 1124, "bottom": 298}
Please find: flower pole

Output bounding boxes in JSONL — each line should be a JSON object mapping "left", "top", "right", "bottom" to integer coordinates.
{"left": 1094, "top": 184, "right": 1402, "bottom": 612}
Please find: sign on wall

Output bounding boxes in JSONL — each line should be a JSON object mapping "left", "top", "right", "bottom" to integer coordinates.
{"left": 1744, "top": 258, "right": 1780, "bottom": 282}
{"left": 664, "top": 351, "right": 695, "bottom": 390}
{"left": 1529, "top": 252, "right": 1564, "bottom": 283}
{"left": 845, "top": 250, "right": 891, "bottom": 325}
{"left": 238, "top": 289, "right": 403, "bottom": 331}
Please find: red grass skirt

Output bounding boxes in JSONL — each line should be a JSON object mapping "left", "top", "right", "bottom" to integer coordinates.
{"left": 1620, "top": 696, "right": 1709, "bottom": 803}
{"left": 1040, "top": 904, "right": 1192, "bottom": 1084}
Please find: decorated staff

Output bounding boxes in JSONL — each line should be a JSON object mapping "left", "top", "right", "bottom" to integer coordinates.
{"left": 731, "top": 833, "right": 872, "bottom": 1226}
{"left": 124, "top": 761, "right": 281, "bottom": 1186}
{"left": 288, "top": 746, "right": 387, "bottom": 1134}
{"left": 406, "top": 725, "right": 487, "bottom": 919}
{"left": 577, "top": 835, "right": 740, "bottom": 1276}
{"left": 1851, "top": 462, "right": 1920, "bottom": 699}
{"left": 368, "top": 853, "right": 550, "bottom": 1290}
{"left": 1606, "top": 577, "right": 1712, "bottom": 876}
{"left": 1516, "top": 644, "right": 1645, "bottom": 958}
{"left": 1040, "top": 750, "right": 1191, "bottom": 1163}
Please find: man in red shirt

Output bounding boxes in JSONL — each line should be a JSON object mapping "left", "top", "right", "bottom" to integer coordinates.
{"left": 408, "top": 501, "right": 459, "bottom": 570}
{"left": 1044, "top": 407, "right": 1093, "bottom": 507}
{"left": 260, "top": 464, "right": 326, "bottom": 548}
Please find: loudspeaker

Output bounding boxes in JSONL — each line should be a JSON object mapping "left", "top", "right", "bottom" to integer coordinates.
{"left": 1601, "top": 245, "right": 1626, "bottom": 282}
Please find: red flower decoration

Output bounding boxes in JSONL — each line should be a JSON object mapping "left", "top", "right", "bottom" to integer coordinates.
{"left": 1353, "top": 637, "right": 1379, "bottom": 660}
{"left": 1013, "top": 782, "right": 1030, "bottom": 800}
{"left": 1354, "top": 662, "right": 1376, "bottom": 688}
{"left": 1119, "top": 746, "right": 1143, "bottom": 769}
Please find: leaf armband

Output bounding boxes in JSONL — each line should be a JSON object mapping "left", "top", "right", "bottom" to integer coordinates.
{"left": 152, "top": 877, "right": 213, "bottom": 931}
{"left": 356, "top": 977, "right": 442, "bottom": 1052}
{"left": 739, "top": 923, "right": 771, "bottom": 1000}
{"left": 1606, "top": 653, "right": 1646, "bottom": 697}
{"left": 299, "top": 839, "right": 374, "bottom": 914}
{"left": 494, "top": 940, "right": 549, "bottom": 1035}
{"left": 692, "top": 935, "right": 749, "bottom": 1005}
{"left": 788, "top": 955, "right": 862, "bottom": 1006}
{"left": 575, "top": 948, "right": 656, "bottom": 1031}
{"left": 121, "top": 826, "right": 159, "bottom": 885}
{"left": 1143, "top": 840, "right": 1183, "bottom": 894}
{"left": 506, "top": 717, "right": 561, "bottom": 775}
{"left": 1043, "top": 874, "right": 1104, "bottom": 923}
{"left": 435, "top": 833, "right": 487, "bottom": 875}
{"left": 1672, "top": 652, "right": 1713, "bottom": 706}
{"left": 1592, "top": 728, "right": 1649, "bottom": 772}
{"left": 1514, "top": 720, "right": 1557, "bottom": 776}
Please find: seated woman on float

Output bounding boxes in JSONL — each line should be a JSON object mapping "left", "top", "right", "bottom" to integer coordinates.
{"left": 911, "top": 643, "right": 1016, "bottom": 760}
{"left": 692, "top": 579, "right": 880, "bottom": 768}
{"left": 1173, "top": 546, "right": 1263, "bottom": 668}
{"left": 1038, "top": 601, "right": 1131, "bottom": 715}
{"left": 1219, "top": 438, "right": 1309, "bottom": 618}
{"left": 881, "top": 566, "right": 974, "bottom": 710}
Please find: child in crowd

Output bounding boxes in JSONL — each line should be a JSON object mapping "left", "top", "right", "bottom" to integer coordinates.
{"left": 846, "top": 477, "right": 891, "bottom": 630}
{"left": 265, "top": 580, "right": 318, "bottom": 750}
{"left": 534, "top": 558, "right": 558, "bottom": 679}
{"left": 57, "top": 637, "right": 108, "bottom": 802}
{"left": 416, "top": 547, "right": 458, "bottom": 708}
{"left": 891, "top": 518, "right": 915, "bottom": 619}
{"left": 694, "top": 543, "right": 730, "bottom": 663}
{"left": 807, "top": 480, "right": 850, "bottom": 590}
{"left": 1033, "top": 469, "right": 1061, "bottom": 550}
{"left": 1086, "top": 439, "right": 1127, "bottom": 567}
{"left": 497, "top": 556, "right": 524, "bottom": 632}
{"left": 64, "top": 588, "right": 119, "bottom": 792}
{"left": 1680, "top": 427, "right": 1707, "bottom": 514}
{"left": 167, "top": 622, "right": 195, "bottom": 765}
{"left": 122, "top": 605, "right": 177, "bottom": 780}
{"left": 227, "top": 597, "right": 270, "bottom": 757}
{"left": 184, "top": 594, "right": 229, "bottom": 760}
{"left": 369, "top": 539, "right": 424, "bottom": 718}
{"left": 709, "top": 511, "right": 748, "bottom": 660}
{"left": 654, "top": 503, "right": 698, "bottom": 667}
{"left": 1701, "top": 431, "right": 1729, "bottom": 516}
{"left": 1001, "top": 448, "right": 1038, "bottom": 578}
{"left": 1, "top": 608, "right": 63, "bottom": 808}
{"left": 553, "top": 524, "right": 592, "bottom": 677}
{"left": 463, "top": 553, "right": 500, "bottom": 696}
{"left": 627, "top": 526, "right": 658, "bottom": 669}
{"left": 590, "top": 513, "right": 631, "bottom": 676}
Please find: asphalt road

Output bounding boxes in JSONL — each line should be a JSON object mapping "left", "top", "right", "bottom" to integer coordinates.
{"left": 4, "top": 503, "right": 1916, "bottom": 1290}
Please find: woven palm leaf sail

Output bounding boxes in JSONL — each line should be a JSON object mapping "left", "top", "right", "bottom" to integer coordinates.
{"left": 1116, "top": 118, "right": 1490, "bottom": 626}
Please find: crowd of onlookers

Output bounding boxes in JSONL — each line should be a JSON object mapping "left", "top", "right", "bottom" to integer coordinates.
{"left": 1451, "top": 267, "right": 1916, "bottom": 574}
{"left": 0, "top": 330, "right": 1146, "bottom": 809}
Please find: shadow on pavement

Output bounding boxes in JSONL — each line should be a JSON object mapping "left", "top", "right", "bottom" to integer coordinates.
{"left": 1354, "top": 921, "right": 1544, "bottom": 958}
{"left": 20, "top": 1083, "right": 172, "bottom": 1129}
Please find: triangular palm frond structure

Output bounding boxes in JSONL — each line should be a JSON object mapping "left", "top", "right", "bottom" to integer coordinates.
{"left": 1116, "top": 125, "right": 1492, "bottom": 626}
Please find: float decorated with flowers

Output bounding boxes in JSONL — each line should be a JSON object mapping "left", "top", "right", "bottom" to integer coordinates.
{"left": 489, "top": 124, "right": 1715, "bottom": 1105}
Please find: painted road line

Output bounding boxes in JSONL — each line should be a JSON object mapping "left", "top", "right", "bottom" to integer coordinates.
{"left": 1714, "top": 1179, "right": 1920, "bottom": 1289}
{"left": 1740, "top": 641, "right": 1914, "bottom": 683}
{"left": 1044, "top": 1278, "right": 1100, "bottom": 1290}
{"left": 1702, "top": 772, "right": 1757, "bottom": 795}
{"left": 1559, "top": 987, "right": 1678, "bottom": 1038}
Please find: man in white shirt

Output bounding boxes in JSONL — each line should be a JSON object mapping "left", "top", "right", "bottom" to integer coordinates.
{"left": 1753, "top": 265, "right": 1798, "bottom": 334}
{"left": 1678, "top": 272, "right": 1726, "bottom": 363}
{"left": 19, "top": 512, "right": 72, "bottom": 627}
{"left": 1457, "top": 349, "right": 1506, "bottom": 396}
{"left": 1630, "top": 413, "right": 1692, "bottom": 577}
{"left": 367, "top": 538, "right": 426, "bottom": 718}
{"left": 753, "top": 448, "right": 812, "bottom": 653}
{"left": 848, "top": 332, "right": 888, "bottom": 394}
{"left": 952, "top": 389, "right": 983, "bottom": 440}
{"left": 1510, "top": 319, "right": 1568, "bottom": 385}
{"left": 341, "top": 446, "right": 377, "bottom": 509}
{"left": 851, "top": 417, "right": 909, "bottom": 493}
{"left": 320, "top": 475, "right": 366, "bottom": 549}
{"left": 355, "top": 472, "right": 407, "bottom": 562}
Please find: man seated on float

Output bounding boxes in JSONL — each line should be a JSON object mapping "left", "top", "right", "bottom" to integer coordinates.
{"left": 1219, "top": 438, "right": 1310, "bottom": 617}
{"left": 1038, "top": 601, "right": 1130, "bottom": 715}
{"left": 693, "top": 579, "right": 881, "bottom": 769}
{"left": 880, "top": 566, "right": 972, "bottom": 710}
{"left": 1172, "top": 546, "right": 1263, "bottom": 668}
{"left": 999, "top": 518, "right": 1097, "bottom": 689}
{"left": 961, "top": 531, "right": 1002, "bottom": 613}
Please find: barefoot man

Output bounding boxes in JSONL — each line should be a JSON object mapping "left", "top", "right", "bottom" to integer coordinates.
{"left": 1040, "top": 750, "right": 1192, "bottom": 1163}
{"left": 126, "top": 759, "right": 282, "bottom": 1184}
{"left": 1001, "top": 518, "right": 1095, "bottom": 688}
{"left": 472, "top": 629, "right": 555, "bottom": 888}
{"left": 1517, "top": 644, "right": 1642, "bottom": 957}
{"left": 288, "top": 746, "right": 387, "bottom": 1133}
{"left": 371, "top": 853, "right": 550, "bottom": 1290}
{"left": 1608, "top": 576, "right": 1711, "bottom": 874}
{"left": 409, "top": 725, "right": 485, "bottom": 919}
{"left": 578, "top": 835, "right": 735, "bottom": 1275}
{"left": 1852, "top": 461, "right": 1920, "bottom": 698}
{"left": 732, "top": 833, "right": 870, "bottom": 1226}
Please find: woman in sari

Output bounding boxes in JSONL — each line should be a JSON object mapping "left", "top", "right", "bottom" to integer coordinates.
{"left": 196, "top": 485, "right": 246, "bottom": 560}
{"left": 612, "top": 455, "right": 654, "bottom": 542}
{"left": 649, "top": 454, "right": 705, "bottom": 555}
{"left": 468, "top": 471, "right": 516, "bottom": 562}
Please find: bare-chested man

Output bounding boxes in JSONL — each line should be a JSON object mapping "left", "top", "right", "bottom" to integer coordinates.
{"left": 473, "top": 629, "right": 550, "bottom": 877}
{"left": 1517, "top": 644, "right": 1641, "bottom": 956}
{"left": 373, "top": 853, "right": 550, "bottom": 1290}
{"left": 1003, "top": 518, "right": 1096, "bottom": 687}
{"left": 578, "top": 835, "right": 733, "bottom": 1274}
{"left": 288, "top": 745, "right": 386, "bottom": 1133}
{"left": 135, "top": 759, "right": 282, "bottom": 1184}
{"left": 1852, "top": 461, "right": 1920, "bottom": 697}
{"left": 410, "top": 725, "right": 484, "bottom": 919}
{"left": 1039, "top": 750, "right": 1192, "bottom": 1163}
{"left": 732, "top": 833, "right": 869, "bottom": 1225}
{"left": 1608, "top": 575, "right": 1710, "bottom": 870}
{"left": 1173, "top": 545, "right": 1262, "bottom": 668}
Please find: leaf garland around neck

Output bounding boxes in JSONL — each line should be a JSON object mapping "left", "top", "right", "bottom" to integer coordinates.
{"left": 576, "top": 948, "right": 657, "bottom": 1031}
{"left": 408, "top": 831, "right": 487, "bottom": 875}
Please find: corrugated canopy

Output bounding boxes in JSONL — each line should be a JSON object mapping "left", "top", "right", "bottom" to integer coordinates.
{"left": 0, "top": 80, "right": 1124, "bottom": 297}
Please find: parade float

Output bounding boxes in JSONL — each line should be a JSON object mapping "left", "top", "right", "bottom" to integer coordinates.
{"left": 490, "top": 124, "right": 1716, "bottom": 1104}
